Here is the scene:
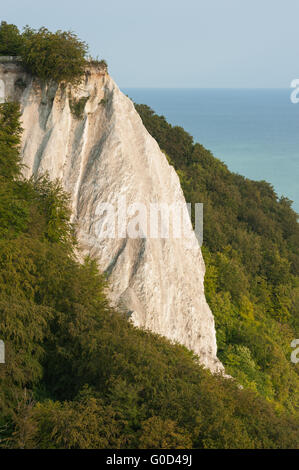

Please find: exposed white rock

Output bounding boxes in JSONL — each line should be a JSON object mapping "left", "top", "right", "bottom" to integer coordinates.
{"left": 0, "top": 59, "right": 224, "bottom": 373}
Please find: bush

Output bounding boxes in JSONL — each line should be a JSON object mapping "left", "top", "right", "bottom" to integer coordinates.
{"left": 69, "top": 95, "right": 89, "bottom": 119}
{"left": 0, "top": 23, "right": 108, "bottom": 85}
{"left": 21, "top": 27, "right": 88, "bottom": 83}
{"left": 87, "top": 57, "right": 108, "bottom": 69}
{"left": 0, "top": 21, "right": 23, "bottom": 56}
{"left": 0, "top": 102, "right": 23, "bottom": 179}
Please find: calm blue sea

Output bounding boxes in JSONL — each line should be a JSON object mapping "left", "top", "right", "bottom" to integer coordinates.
{"left": 122, "top": 88, "right": 299, "bottom": 213}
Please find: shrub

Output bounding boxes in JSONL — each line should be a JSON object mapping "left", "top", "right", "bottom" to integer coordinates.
{"left": 87, "top": 57, "right": 108, "bottom": 70}
{"left": 21, "top": 27, "right": 88, "bottom": 84}
{"left": 0, "top": 23, "right": 108, "bottom": 85}
{"left": 69, "top": 95, "right": 89, "bottom": 119}
{"left": 0, "top": 102, "right": 23, "bottom": 179}
{"left": 0, "top": 21, "right": 23, "bottom": 56}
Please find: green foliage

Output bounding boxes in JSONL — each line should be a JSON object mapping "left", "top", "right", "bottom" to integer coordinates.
{"left": 0, "top": 102, "right": 23, "bottom": 179}
{"left": 0, "top": 21, "right": 23, "bottom": 56}
{"left": 69, "top": 95, "right": 89, "bottom": 119}
{"left": 0, "top": 22, "right": 108, "bottom": 85}
{"left": 138, "top": 417, "right": 192, "bottom": 449}
{"left": 135, "top": 103, "right": 299, "bottom": 413}
{"left": 99, "top": 97, "right": 109, "bottom": 107}
{"left": 0, "top": 100, "right": 298, "bottom": 449}
{"left": 87, "top": 57, "right": 108, "bottom": 69}
{"left": 0, "top": 102, "right": 30, "bottom": 239}
{"left": 29, "top": 398, "right": 126, "bottom": 449}
{"left": 21, "top": 27, "right": 88, "bottom": 84}
{"left": 31, "top": 175, "right": 74, "bottom": 246}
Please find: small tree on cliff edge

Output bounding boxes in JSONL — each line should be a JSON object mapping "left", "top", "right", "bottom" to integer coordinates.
{"left": 21, "top": 27, "right": 88, "bottom": 84}
{"left": 0, "top": 23, "right": 107, "bottom": 84}
{"left": 0, "top": 21, "right": 23, "bottom": 56}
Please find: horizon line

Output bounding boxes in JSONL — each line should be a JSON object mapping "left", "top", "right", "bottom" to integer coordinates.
{"left": 120, "top": 86, "right": 291, "bottom": 90}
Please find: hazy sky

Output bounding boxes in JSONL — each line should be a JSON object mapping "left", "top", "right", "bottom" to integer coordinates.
{"left": 1, "top": 0, "right": 299, "bottom": 88}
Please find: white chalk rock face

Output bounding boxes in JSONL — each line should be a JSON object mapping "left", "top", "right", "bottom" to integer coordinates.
{"left": 0, "top": 59, "right": 224, "bottom": 373}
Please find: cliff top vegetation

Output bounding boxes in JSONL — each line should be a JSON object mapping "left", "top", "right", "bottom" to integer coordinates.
{"left": 0, "top": 21, "right": 107, "bottom": 83}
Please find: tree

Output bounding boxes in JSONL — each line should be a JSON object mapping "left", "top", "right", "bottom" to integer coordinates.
{"left": 0, "top": 102, "right": 23, "bottom": 179}
{"left": 21, "top": 27, "right": 88, "bottom": 83}
{"left": 0, "top": 22, "right": 23, "bottom": 56}
{"left": 138, "top": 417, "right": 192, "bottom": 449}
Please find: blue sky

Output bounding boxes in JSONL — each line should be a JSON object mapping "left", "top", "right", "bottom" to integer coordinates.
{"left": 1, "top": 0, "right": 299, "bottom": 88}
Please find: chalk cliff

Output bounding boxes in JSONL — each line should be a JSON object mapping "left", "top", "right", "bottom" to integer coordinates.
{"left": 0, "top": 58, "right": 224, "bottom": 373}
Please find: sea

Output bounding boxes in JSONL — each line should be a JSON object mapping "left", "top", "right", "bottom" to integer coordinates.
{"left": 122, "top": 88, "right": 299, "bottom": 213}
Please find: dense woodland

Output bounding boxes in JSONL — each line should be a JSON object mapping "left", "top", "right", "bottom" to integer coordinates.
{"left": 0, "top": 23, "right": 298, "bottom": 448}
{"left": 135, "top": 104, "right": 299, "bottom": 414}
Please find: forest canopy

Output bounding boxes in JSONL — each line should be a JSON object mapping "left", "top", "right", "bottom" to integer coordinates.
{"left": 0, "top": 101, "right": 298, "bottom": 449}
{"left": 135, "top": 103, "right": 299, "bottom": 414}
